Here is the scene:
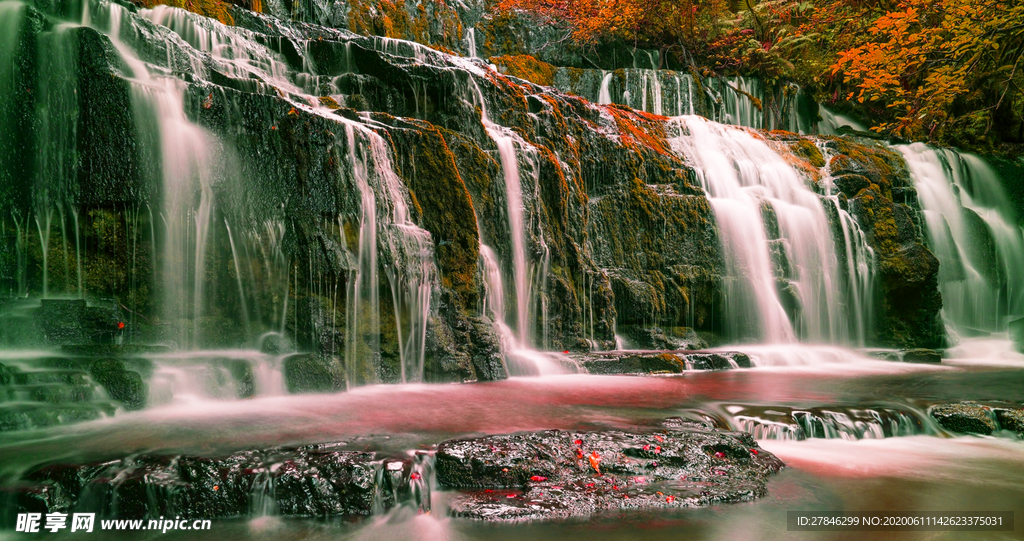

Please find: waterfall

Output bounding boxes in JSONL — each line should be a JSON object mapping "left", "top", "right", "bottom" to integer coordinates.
{"left": 467, "top": 78, "right": 534, "bottom": 346}
{"left": 598, "top": 71, "right": 612, "bottom": 105}
{"left": 900, "top": 143, "right": 1024, "bottom": 332}
{"left": 669, "top": 117, "right": 864, "bottom": 344}
{"left": 1, "top": 0, "right": 441, "bottom": 382}
{"left": 465, "top": 27, "right": 477, "bottom": 59}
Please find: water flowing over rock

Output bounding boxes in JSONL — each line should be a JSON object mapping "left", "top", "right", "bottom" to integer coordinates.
{"left": 0, "top": 0, "right": 994, "bottom": 405}
{"left": 899, "top": 144, "right": 1024, "bottom": 334}
{"left": 2, "top": 420, "right": 783, "bottom": 523}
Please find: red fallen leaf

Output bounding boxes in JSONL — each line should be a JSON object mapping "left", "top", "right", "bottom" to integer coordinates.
{"left": 574, "top": 439, "right": 583, "bottom": 446}
{"left": 410, "top": 472, "right": 422, "bottom": 480}
{"left": 270, "top": 126, "right": 277, "bottom": 130}
{"left": 632, "top": 476, "right": 646, "bottom": 484}
{"left": 613, "top": 485, "right": 618, "bottom": 490}
{"left": 655, "top": 435, "right": 664, "bottom": 443}
{"left": 484, "top": 489, "right": 494, "bottom": 493}
{"left": 643, "top": 444, "right": 651, "bottom": 451}
{"left": 530, "top": 476, "right": 548, "bottom": 482}
{"left": 117, "top": 321, "right": 125, "bottom": 330}
{"left": 585, "top": 483, "right": 595, "bottom": 488}
{"left": 287, "top": 107, "right": 298, "bottom": 116}
{"left": 654, "top": 446, "right": 661, "bottom": 454}
{"left": 213, "top": 486, "right": 219, "bottom": 491}
{"left": 502, "top": 468, "right": 509, "bottom": 472}
{"left": 506, "top": 494, "right": 516, "bottom": 499}
{"left": 562, "top": 350, "right": 569, "bottom": 354}
{"left": 588, "top": 451, "right": 601, "bottom": 474}
{"left": 666, "top": 495, "right": 676, "bottom": 503}
{"left": 750, "top": 449, "right": 759, "bottom": 455}
{"left": 623, "top": 495, "right": 630, "bottom": 499}
{"left": 714, "top": 452, "right": 725, "bottom": 458}
{"left": 575, "top": 449, "right": 584, "bottom": 459}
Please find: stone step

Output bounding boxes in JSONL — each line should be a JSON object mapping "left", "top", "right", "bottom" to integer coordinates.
{"left": 0, "top": 402, "right": 115, "bottom": 432}
{"left": 6, "top": 383, "right": 98, "bottom": 404}
{"left": 7, "top": 369, "right": 91, "bottom": 386}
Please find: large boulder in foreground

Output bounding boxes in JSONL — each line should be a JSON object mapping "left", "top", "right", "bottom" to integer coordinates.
{"left": 929, "top": 401, "right": 1024, "bottom": 437}
{"left": 436, "top": 419, "right": 784, "bottom": 521}
{"left": 930, "top": 403, "right": 999, "bottom": 435}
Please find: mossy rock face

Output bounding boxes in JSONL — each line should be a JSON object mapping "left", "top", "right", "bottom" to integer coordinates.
{"left": 790, "top": 140, "right": 825, "bottom": 168}
{"left": 88, "top": 359, "right": 146, "bottom": 411}
{"left": 283, "top": 353, "right": 345, "bottom": 394}
{"left": 467, "top": 317, "right": 507, "bottom": 382}
{"left": 490, "top": 55, "right": 558, "bottom": 87}
{"left": 833, "top": 174, "right": 871, "bottom": 198}
{"left": 843, "top": 154, "right": 943, "bottom": 348}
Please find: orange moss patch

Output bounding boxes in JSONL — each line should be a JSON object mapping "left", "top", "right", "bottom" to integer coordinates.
{"left": 606, "top": 105, "right": 673, "bottom": 157}
{"left": 137, "top": 0, "right": 236, "bottom": 24}
{"left": 490, "top": 54, "right": 558, "bottom": 87}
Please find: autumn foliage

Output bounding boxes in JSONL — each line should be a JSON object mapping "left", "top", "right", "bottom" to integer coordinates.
{"left": 496, "top": 0, "right": 1024, "bottom": 148}
{"left": 494, "top": 0, "right": 729, "bottom": 53}
{"left": 830, "top": 0, "right": 1024, "bottom": 143}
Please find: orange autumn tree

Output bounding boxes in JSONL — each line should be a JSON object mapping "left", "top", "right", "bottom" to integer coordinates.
{"left": 495, "top": 0, "right": 729, "bottom": 55}
{"left": 830, "top": 0, "right": 1024, "bottom": 142}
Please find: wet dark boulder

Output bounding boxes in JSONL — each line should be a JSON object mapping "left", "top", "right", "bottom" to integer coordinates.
{"left": 930, "top": 403, "right": 999, "bottom": 435}
{"left": 901, "top": 348, "right": 941, "bottom": 363}
{"left": 994, "top": 408, "right": 1024, "bottom": 436}
{"left": 282, "top": 353, "right": 345, "bottom": 394}
{"left": 435, "top": 422, "right": 783, "bottom": 521}
{"left": 577, "top": 351, "right": 751, "bottom": 374}
{"left": 580, "top": 352, "right": 687, "bottom": 374}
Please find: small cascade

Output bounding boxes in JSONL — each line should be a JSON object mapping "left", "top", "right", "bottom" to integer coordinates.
{"left": 465, "top": 79, "right": 571, "bottom": 375}
{"left": 598, "top": 71, "right": 612, "bottom": 105}
{"left": 464, "top": 27, "right": 477, "bottom": 59}
{"left": 467, "top": 78, "right": 534, "bottom": 346}
{"left": 713, "top": 77, "right": 766, "bottom": 129}
{"left": 670, "top": 117, "right": 852, "bottom": 343}
{"left": 819, "top": 144, "right": 876, "bottom": 345}
{"left": 583, "top": 68, "right": 695, "bottom": 116}
{"left": 722, "top": 404, "right": 930, "bottom": 440}
{"left": 900, "top": 144, "right": 1024, "bottom": 332}
{"left": 146, "top": 350, "right": 287, "bottom": 405}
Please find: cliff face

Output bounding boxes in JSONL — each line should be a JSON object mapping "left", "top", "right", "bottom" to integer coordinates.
{"left": 0, "top": 0, "right": 943, "bottom": 385}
